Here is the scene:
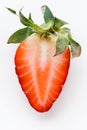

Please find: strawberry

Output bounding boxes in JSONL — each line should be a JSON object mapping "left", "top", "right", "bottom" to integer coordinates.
{"left": 7, "top": 5, "right": 81, "bottom": 112}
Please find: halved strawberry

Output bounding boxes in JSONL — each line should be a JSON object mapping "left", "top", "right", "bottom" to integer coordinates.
{"left": 7, "top": 5, "right": 81, "bottom": 112}
{"left": 15, "top": 35, "right": 70, "bottom": 112}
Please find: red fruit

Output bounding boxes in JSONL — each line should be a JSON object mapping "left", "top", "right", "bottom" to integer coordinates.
{"left": 15, "top": 34, "right": 70, "bottom": 112}
{"left": 7, "top": 5, "right": 81, "bottom": 112}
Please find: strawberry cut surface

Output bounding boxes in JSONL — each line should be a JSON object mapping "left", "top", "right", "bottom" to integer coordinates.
{"left": 15, "top": 34, "right": 70, "bottom": 112}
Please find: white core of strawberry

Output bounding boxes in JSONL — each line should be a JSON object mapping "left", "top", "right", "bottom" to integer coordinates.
{"left": 39, "top": 41, "right": 49, "bottom": 70}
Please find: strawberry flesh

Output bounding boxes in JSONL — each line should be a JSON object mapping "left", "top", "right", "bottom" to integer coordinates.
{"left": 15, "top": 34, "right": 70, "bottom": 112}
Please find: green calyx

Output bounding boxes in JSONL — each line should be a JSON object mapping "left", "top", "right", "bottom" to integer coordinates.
{"left": 7, "top": 5, "right": 81, "bottom": 58}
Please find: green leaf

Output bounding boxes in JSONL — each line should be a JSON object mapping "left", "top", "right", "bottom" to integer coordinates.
{"left": 40, "top": 22, "right": 53, "bottom": 31}
{"left": 7, "top": 27, "right": 33, "bottom": 43}
{"left": 28, "top": 13, "right": 33, "bottom": 23}
{"left": 54, "top": 17, "right": 68, "bottom": 30}
{"left": 69, "top": 35, "right": 81, "bottom": 58}
{"left": 6, "top": 7, "right": 16, "bottom": 15}
{"left": 19, "top": 9, "right": 32, "bottom": 26}
{"left": 60, "top": 28, "right": 70, "bottom": 34}
{"left": 41, "top": 5, "right": 54, "bottom": 28}
{"left": 54, "top": 33, "right": 69, "bottom": 56}
{"left": 19, "top": 10, "right": 44, "bottom": 34}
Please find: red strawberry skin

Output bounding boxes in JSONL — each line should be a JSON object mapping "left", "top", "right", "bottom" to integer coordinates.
{"left": 15, "top": 34, "right": 70, "bottom": 112}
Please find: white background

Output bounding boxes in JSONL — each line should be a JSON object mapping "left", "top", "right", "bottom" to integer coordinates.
{"left": 0, "top": 0, "right": 87, "bottom": 130}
